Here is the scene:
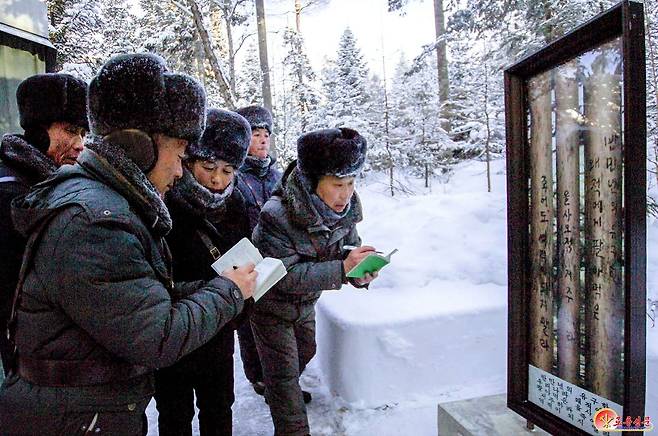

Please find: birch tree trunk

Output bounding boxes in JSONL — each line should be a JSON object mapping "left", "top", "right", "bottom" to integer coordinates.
{"left": 584, "top": 46, "right": 623, "bottom": 403}
{"left": 433, "top": 0, "right": 450, "bottom": 132}
{"left": 295, "top": 0, "right": 302, "bottom": 33}
{"left": 483, "top": 51, "right": 492, "bottom": 193}
{"left": 554, "top": 60, "right": 581, "bottom": 384}
{"left": 528, "top": 71, "right": 554, "bottom": 372}
{"left": 187, "top": 0, "right": 236, "bottom": 108}
{"left": 225, "top": 13, "right": 236, "bottom": 96}
{"left": 255, "top": 0, "right": 276, "bottom": 156}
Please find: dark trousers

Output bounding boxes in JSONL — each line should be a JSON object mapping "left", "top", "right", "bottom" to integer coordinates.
{"left": 154, "top": 328, "right": 235, "bottom": 436}
{"left": 251, "top": 300, "right": 316, "bottom": 436}
{"left": 236, "top": 312, "right": 263, "bottom": 384}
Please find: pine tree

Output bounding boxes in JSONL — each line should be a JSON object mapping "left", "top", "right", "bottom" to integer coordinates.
{"left": 46, "top": 0, "right": 138, "bottom": 79}
{"left": 362, "top": 72, "right": 388, "bottom": 174}
{"left": 454, "top": 0, "right": 616, "bottom": 60}
{"left": 236, "top": 43, "right": 264, "bottom": 106}
{"left": 389, "top": 55, "right": 454, "bottom": 181}
{"left": 282, "top": 28, "right": 320, "bottom": 132}
{"left": 138, "top": 0, "right": 198, "bottom": 76}
{"left": 318, "top": 28, "right": 372, "bottom": 135}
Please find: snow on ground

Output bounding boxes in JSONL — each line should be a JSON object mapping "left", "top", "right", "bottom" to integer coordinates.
{"left": 145, "top": 158, "right": 658, "bottom": 435}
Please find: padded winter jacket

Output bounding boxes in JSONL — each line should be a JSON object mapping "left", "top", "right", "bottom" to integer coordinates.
{"left": 0, "top": 134, "right": 58, "bottom": 373}
{"left": 236, "top": 156, "right": 282, "bottom": 232}
{"left": 0, "top": 160, "right": 27, "bottom": 354}
{"left": 252, "top": 164, "right": 363, "bottom": 304}
{"left": 1, "top": 144, "right": 244, "bottom": 408}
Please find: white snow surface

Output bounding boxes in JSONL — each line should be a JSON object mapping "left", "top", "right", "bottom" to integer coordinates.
{"left": 144, "top": 159, "right": 657, "bottom": 435}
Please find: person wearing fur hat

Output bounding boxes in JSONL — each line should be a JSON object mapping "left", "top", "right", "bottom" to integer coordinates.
{"left": 0, "top": 54, "right": 256, "bottom": 435}
{"left": 235, "top": 105, "right": 281, "bottom": 232}
{"left": 0, "top": 73, "right": 88, "bottom": 376}
{"left": 251, "top": 127, "right": 378, "bottom": 435}
{"left": 154, "top": 108, "right": 252, "bottom": 436}
{"left": 234, "top": 105, "right": 281, "bottom": 395}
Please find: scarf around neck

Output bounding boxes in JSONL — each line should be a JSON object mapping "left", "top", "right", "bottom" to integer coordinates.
{"left": 168, "top": 167, "right": 234, "bottom": 222}
{"left": 243, "top": 155, "right": 272, "bottom": 178}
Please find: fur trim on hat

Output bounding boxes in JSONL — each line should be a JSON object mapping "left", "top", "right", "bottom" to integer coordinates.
{"left": 88, "top": 53, "right": 206, "bottom": 142}
{"left": 0, "top": 133, "right": 57, "bottom": 184}
{"left": 17, "top": 73, "right": 88, "bottom": 130}
{"left": 163, "top": 74, "right": 207, "bottom": 142}
{"left": 296, "top": 127, "right": 367, "bottom": 178}
{"left": 236, "top": 105, "right": 273, "bottom": 134}
{"left": 187, "top": 108, "right": 250, "bottom": 168}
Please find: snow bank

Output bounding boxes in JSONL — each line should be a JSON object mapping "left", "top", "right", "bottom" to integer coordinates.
{"left": 316, "top": 160, "right": 509, "bottom": 408}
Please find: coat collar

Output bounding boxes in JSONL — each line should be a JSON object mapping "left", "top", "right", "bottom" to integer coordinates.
{"left": 81, "top": 135, "right": 172, "bottom": 236}
{"left": 0, "top": 133, "right": 57, "bottom": 185}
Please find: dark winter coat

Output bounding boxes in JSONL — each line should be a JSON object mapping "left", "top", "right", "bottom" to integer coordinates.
{"left": 0, "top": 136, "right": 244, "bottom": 432}
{"left": 252, "top": 165, "right": 363, "bottom": 305}
{"left": 236, "top": 156, "right": 282, "bottom": 232}
{"left": 165, "top": 171, "right": 251, "bottom": 317}
{"left": 156, "top": 172, "right": 250, "bottom": 435}
{"left": 0, "top": 134, "right": 58, "bottom": 373}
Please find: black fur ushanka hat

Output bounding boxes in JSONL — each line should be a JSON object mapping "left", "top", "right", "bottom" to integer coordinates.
{"left": 236, "top": 105, "right": 273, "bottom": 134}
{"left": 297, "top": 127, "right": 367, "bottom": 178}
{"left": 187, "top": 108, "right": 251, "bottom": 168}
{"left": 16, "top": 73, "right": 88, "bottom": 131}
{"left": 88, "top": 53, "right": 206, "bottom": 143}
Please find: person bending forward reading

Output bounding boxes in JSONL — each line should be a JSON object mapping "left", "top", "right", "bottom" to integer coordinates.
{"left": 251, "top": 128, "right": 378, "bottom": 436}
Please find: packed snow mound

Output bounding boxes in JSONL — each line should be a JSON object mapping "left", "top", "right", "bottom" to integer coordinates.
{"left": 316, "top": 159, "right": 509, "bottom": 407}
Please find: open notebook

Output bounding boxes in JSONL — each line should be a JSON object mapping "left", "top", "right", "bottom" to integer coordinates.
{"left": 211, "top": 238, "right": 287, "bottom": 301}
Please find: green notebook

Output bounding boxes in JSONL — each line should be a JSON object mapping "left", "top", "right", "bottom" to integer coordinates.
{"left": 346, "top": 249, "right": 398, "bottom": 279}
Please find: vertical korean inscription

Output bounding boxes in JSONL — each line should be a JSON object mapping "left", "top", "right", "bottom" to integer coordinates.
{"left": 529, "top": 71, "right": 554, "bottom": 372}
{"left": 583, "top": 44, "right": 623, "bottom": 403}
{"left": 555, "top": 60, "right": 581, "bottom": 384}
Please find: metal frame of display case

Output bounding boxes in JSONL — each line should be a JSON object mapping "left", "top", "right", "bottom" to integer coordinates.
{"left": 504, "top": 1, "right": 646, "bottom": 434}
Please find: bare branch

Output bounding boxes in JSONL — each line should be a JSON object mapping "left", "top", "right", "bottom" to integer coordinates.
{"left": 187, "top": 0, "right": 237, "bottom": 107}
{"left": 170, "top": 0, "right": 193, "bottom": 16}
{"left": 234, "top": 31, "right": 256, "bottom": 56}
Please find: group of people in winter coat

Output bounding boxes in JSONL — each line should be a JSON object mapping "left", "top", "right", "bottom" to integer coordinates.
{"left": 0, "top": 52, "right": 379, "bottom": 436}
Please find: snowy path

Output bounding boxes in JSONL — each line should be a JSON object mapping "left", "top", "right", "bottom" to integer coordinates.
{"left": 145, "top": 339, "right": 439, "bottom": 436}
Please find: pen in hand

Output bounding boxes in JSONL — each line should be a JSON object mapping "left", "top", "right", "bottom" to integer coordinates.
{"left": 342, "top": 245, "right": 383, "bottom": 254}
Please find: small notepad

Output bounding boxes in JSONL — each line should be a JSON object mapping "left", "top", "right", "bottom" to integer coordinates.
{"left": 346, "top": 249, "right": 398, "bottom": 279}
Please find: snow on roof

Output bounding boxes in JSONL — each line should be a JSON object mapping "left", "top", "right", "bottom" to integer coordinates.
{"left": 0, "top": 0, "right": 50, "bottom": 39}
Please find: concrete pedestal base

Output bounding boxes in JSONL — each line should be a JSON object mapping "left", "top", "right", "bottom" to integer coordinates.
{"left": 437, "top": 394, "right": 550, "bottom": 436}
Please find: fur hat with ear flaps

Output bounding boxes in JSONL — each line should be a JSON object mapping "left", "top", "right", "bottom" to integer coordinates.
{"left": 297, "top": 127, "right": 367, "bottom": 178}
{"left": 88, "top": 53, "right": 206, "bottom": 172}
{"left": 236, "top": 105, "right": 273, "bottom": 134}
{"left": 17, "top": 73, "right": 88, "bottom": 131}
{"left": 187, "top": 108, "right": 251, "bottom": 168}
